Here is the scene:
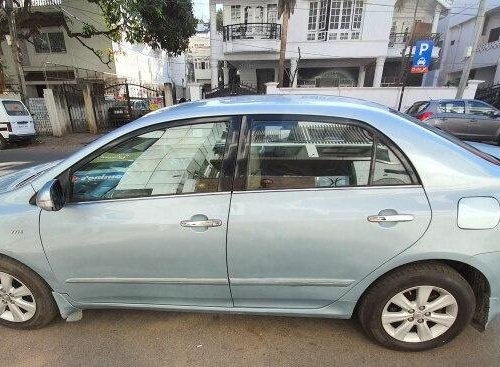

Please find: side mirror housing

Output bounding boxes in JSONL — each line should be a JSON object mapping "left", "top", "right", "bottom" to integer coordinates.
{"left": 36, "top": 179, "right": 65, "bottom": 211}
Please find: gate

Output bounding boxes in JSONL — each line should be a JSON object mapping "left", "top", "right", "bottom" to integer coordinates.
{"left": 204, "top": 83, "right": 261, "bottom": 98}
{"left": 93, "top": 82, "right": 166, "bottom": 130}
{"left": 57, "top": 84, "right": 88, "bottom": 133}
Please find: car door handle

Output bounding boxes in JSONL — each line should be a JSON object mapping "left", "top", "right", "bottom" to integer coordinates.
{"left": 180, "top": 219, "right": 223, "bottom": 228}
{"left": 367, "top": 214, "right": 415, "bottom": 223}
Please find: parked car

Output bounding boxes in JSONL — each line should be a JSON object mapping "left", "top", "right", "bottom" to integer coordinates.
{"left": 107, "top": 99, "right": 150, "bottom": 125}
{"left": 0, "top": 98, "right": 36, "bottom": 149}
{"left": 406, "top": 99, "right": 500, "bottom": 144}
{"left": 1, "top": 96, "right": 499, "bottom": 352}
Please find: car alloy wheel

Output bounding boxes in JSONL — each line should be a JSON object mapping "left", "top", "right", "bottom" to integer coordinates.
{"left": 0, "top": 271, "right": 37, "bottom": 323}
{"left": 381, "top": 285, "right": 458, "bottom": 343}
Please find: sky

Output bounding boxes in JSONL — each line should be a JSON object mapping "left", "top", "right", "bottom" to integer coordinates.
{"left": 193, "top": 0, "right": 210, "bottom": 21}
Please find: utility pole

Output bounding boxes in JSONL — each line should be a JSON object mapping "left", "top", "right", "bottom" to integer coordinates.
{"left": 5, "top": 0, "right": 27, "bottom": 101}
{"left": 456, "top": 0, "right": 487, "bottom": 98}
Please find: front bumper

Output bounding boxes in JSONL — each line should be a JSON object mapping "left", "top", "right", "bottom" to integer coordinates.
{"left": 8, "top": 133, "right": 36, "bottom": 142}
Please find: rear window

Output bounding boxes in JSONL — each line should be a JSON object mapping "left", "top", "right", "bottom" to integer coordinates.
{"left": 392, "top": 110, "right": 500, "bottom": 166}
{"left": 438, "top": 101, "right": 465, "bottom": 114}
{"left": 2, "top": 100, "right": 29, "bottom": 116}
{"left": 406, "top": 101, "right": 429, "bottom": 115}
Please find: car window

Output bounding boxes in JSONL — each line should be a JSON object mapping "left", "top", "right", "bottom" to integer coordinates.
{"left": 245, "top": 118, "right": 415, "bottom": 190}
{"left": 2, "top": 100, "right": 30, "bottom": 116}
{"left": 406, "top": 102, "right": 429, "bottom": 115}
{"left": 469, "top": 100, "right": 497, "bottom": 117}
{"left": 70, "top": 122, "right": 229, "bottom": 201}
{"left": 438, "top": 101, "right": 465, "bottom": 114}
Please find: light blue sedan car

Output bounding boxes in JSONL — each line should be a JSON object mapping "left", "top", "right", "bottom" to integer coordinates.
{"left": 0, "top": 95, "right": 499, "bottom": 351}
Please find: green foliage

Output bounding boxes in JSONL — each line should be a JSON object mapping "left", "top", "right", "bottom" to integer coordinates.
{"left": 92, "top": 0, "right": 198, "bottom": 55}
{"left": 216, "top": 8, "right": 223, "bottom": 32}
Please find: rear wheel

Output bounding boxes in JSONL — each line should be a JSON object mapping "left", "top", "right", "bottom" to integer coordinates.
{"left": 358, "top": 263, "right": 475, "bottom": 351}
{"left": 0, "top": 257, "right": 58, "bottom": 329}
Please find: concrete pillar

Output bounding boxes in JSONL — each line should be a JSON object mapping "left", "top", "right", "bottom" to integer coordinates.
{"left": 265, "top": 82, "right": 279, "bottom": 94}
{"left": 82, "top": 84, "right": 98, "bottom": 134}
{"left": 373, "top": 57, "right": 386, "bottom": 87}
{"left": 223, "top": 61, "right": 230, "bottom": 86}
{"left": 209, "top": 0, "right": 219, "bottom": 89}
{"left": 163, "top": 83, "right": 174, "bottom": 107}
{"left": 431, "top": 4, "right": 442, "bottom": 34}
{"left": 290, "top": 57, "right": 298, "bottom": 88}
{"left": 188, "top": 82, "right": 202, "bottom": 101}
{"left": 358, "top": 65, "right": 366, "bottom": 87}
{"left": 43, "top": 88, "right": 70, "bottom": 137}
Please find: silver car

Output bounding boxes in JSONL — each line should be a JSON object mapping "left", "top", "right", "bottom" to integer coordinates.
{"left": 406, "top": 99, "right": 500, "bottom": 143}
{"left": 1, "top": 95, "right": 499, "bottom": 351}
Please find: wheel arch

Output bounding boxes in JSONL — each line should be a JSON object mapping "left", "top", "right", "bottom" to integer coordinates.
{"left": 349, "top": 258, "right": 491, "bottom": 330}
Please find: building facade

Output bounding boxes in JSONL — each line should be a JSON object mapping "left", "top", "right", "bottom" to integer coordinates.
{"left": 1, "top": 0, "right": 169, "bottom": 98}
{"left": 209, "top": 0, "right": 451, "bottom": 91}
{"left": 432, "top": 0, "right": 500, "bottom": 87}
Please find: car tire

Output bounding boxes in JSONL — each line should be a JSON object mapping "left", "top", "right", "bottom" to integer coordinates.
{"left": 0, "top": 136, "right": 7, "bottom": 150}
{"left": 0, "top": 257, "right": 58, "bottom": 329}
{"left": 357, "top": 262, "right": 475, "bottom": 351}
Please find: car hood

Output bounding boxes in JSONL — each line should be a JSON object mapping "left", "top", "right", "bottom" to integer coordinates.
{"left": 0, "top": 160, "right": 62, "bottom": 193}
{"left": 467, "top": 142, "right": 500, "bottom": 159}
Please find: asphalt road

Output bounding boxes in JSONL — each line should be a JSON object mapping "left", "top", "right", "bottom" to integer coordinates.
{"left": 1, "top": 142, "right": 500, "bottom": 367}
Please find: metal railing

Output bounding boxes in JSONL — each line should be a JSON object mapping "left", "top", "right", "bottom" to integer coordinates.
{"left": 223, "top": 23, "right": 281, "bottom": 41}
{"left": 388, "top": 32, "right": 441, "bottom": 47}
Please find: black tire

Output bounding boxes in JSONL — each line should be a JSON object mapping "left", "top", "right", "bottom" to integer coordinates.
{"left": 0, "top": 136, "right": 7, "bottom": 150}
{"left": 0, "top": 256, "right": 58, "bottom": 329}
{"left": 358, "top": 262, "right": 475, "bottom": 351}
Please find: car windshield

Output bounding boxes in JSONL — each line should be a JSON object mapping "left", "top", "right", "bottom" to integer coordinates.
{"left": 393, "top": 109, "right": 500, "bottom": 166}
{"left": 2, "top": 100, "right": 30, "bottom": 116}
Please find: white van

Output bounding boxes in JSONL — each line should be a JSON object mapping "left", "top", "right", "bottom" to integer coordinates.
{"left": 0, "top": 98, "right": 36, "bottom": 149}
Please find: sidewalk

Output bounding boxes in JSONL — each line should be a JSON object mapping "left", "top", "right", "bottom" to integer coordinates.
{"left": 29, "top": 133, "right": 104, "bottom": 153}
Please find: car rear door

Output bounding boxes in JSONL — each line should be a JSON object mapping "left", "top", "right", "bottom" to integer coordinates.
{"left": 466, "top": 100, "right": 500, "bottom": 141}
{"left": 433, "top": 100, "right": 469, "bottom": 138}
{"left": 226, "top": 115, "right": 431, "bottom": 309}
{"left": 39, "top": 117, "right": 239, "bottom": 307}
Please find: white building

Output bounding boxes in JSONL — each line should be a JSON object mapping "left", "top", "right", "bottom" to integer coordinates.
{"left": 209, "top": 0, "right": 451, "bottom": 92}
{"left": 432, "top": 0, "right": 500, "bottom": 87}
{"left": 1, "top": 0, "right": 170, "bottom": 98}
{"left": 186, "top": 23, "right": 212, "bottom": 91}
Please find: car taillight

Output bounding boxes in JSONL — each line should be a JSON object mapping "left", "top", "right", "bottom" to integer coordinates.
{"left": 6, "top": 122, "right": 12, "bottom": 132}
{"left": 416, "top": 112, "right": 433, "bottom": 121}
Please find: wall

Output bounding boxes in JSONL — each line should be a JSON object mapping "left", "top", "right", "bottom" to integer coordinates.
{"left": 113, "top": 43, "right": 167, "bottom": 85}
{"left": 266, "top": 80, "right": 482, "bottom": 112}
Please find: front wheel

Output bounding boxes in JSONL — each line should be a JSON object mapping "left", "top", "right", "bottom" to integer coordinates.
{"left": 358, "top": 263, "right": 475, "bottom": 351}
{"left": 0, "top": 136, "right": 7, "bottom": 150}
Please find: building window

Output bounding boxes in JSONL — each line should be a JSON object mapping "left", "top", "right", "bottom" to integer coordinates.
{"left": 450, "top": 40, "right": 455, "bottom": 46}
{"left": 33, "top": 32, "right": 66, "bottom": 53}
{"left": 231, "top": 5, "right": 241, "bottom": 23}
{"left": 267, "top": 4, "right": 278, "bottom": 23}
{"left": 488, "top": 27, "right": 500, "bottom": 43}
{"left": 308, "top": 0, "right": 363, "bottom": 41}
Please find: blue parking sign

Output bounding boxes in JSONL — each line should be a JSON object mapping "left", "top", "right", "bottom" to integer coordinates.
{"left": 411, "top": 40, "right": 434, "bottom": 74}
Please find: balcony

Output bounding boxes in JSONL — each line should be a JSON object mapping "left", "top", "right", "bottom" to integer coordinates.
{"left": 387, "top": 32, "right": 441, "bottom": 58}
{"left": 222, "top": 23, "right": 281, "bottom": 54}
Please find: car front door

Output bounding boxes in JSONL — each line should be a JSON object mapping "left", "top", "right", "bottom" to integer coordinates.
{"left": 436, "top": 100, "right": 469, "bottom": 138}
{"left": 227, "top": 115, "right": 431, "bottom": 309}
{"left": 467, "top": 100, "right": 500, "bottom": 141}
{"left": 39, "top": 118, "right": 239, "bottom": 307}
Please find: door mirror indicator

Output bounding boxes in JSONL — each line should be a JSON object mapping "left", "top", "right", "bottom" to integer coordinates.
{"left": 36, "top": 179, "right": 65, "bottom": 211}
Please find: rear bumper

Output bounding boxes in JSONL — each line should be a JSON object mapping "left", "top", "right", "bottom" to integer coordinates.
{"left": 8, "top": 133, "right": 36, "bottom": 142}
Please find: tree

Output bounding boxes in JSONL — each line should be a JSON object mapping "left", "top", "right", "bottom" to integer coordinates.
{"left": 216, "top": 8, "right": 223, "bottom": 33}
{"left": 0, "top": 0, "right": 198, "bottom": 68}
{"left": 277, "top": 0, "right": 296, "bottom": 87}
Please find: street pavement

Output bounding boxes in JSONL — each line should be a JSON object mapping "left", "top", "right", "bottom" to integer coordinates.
{"left": 1, "top": 139, "right": 500, "bottom": 366}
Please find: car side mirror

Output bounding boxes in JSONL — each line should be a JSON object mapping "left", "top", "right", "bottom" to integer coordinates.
{"left": 36, "top": 179, "right": 65, "bottom": 211}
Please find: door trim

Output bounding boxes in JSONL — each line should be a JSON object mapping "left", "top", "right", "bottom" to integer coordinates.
{"left": 230, "top": 278, "right": 355, "bottom": 287}
{"left": 66, "top": 277, "right": 229, "bottom": 285}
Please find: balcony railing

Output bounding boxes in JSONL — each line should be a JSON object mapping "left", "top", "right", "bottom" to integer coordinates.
{"left": 223, "top": 23, "right": 281, "bottom": 41}
{"left": 388, "top": 32, "right": 441, "bottom": 47}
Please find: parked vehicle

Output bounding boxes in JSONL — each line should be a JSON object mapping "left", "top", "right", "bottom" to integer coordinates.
{"left": 1, "top": 96, "right": 499, "bottom": 351}
{"left": 0, "top": 98, "right": 36, "bottom": 149}
{"left": 107, "top": 99, "right": 150, "bottom": 125}
{"left": 406, "top": 99, "right": 500, "bottom": 144}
